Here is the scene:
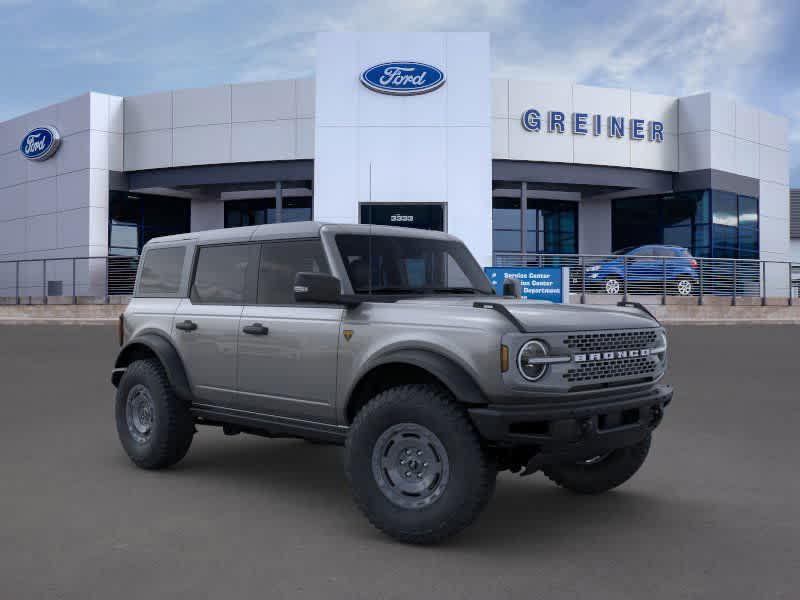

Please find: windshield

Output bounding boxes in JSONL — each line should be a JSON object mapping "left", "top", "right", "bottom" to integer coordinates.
{"left": 335, "top": 234, "right": 494, "bottom": 295}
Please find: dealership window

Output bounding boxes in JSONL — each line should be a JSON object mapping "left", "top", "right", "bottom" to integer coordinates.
{"left": 281, "top": 181, "right": 313, "bottom": 222}
{"left": 109, "top": 192, "right": 190, "bottom": 255}
{"left": 224, "top": 180, "right": 313, "bottom": 228}
{"left": 225, "top": 199, "right": 276, "bottom": 227}
{"left": 492, "top": 182, "right": 578, "bottom": 259}
{"left": 612, "top": 190, "right": 757, "bottom": 259}
{"left": 527, "top": 198, "right": 577, "bottom": 254}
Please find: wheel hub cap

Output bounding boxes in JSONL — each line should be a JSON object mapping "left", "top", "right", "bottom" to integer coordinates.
{"left": 371, "top": 423, "right": 450, "bottom": 509}
{"left": 126, "top": 384, "right": 154, "bottom": 444}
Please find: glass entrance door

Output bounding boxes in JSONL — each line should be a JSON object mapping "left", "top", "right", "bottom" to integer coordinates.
{"left": 360, "top": 204, "right": 445, "bottom": 231}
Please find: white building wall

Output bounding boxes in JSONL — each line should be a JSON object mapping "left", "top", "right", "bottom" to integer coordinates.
{"left": 314, "top": 32, "right": 492, "bottom": 265}
{"left": 123, "top": 79, "right": 314, "bottom": 172}
{"left": 790, "top": 240, "right": 800, "bottom": 263}
{"left": 0, "top": 92, "right": 122, "bottom": 294}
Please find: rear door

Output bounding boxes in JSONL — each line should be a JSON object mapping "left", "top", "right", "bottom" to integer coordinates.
{"left": 172, "top": 243, "right": 258, "bottom": 406}
{"left": 234, "top": 239, "right": 343, "bottom": 423}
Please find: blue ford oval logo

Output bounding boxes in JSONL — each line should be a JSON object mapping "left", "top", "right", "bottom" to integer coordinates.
{"left": 360, "top": 62, "right": 445, "bottom": 95}
{"left": 20, "top": 126, "right": 61, "bottom": 161}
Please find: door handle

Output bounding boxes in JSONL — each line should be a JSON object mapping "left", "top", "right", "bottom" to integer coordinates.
{"left": 242, "top": 323, "right": 269, "bottom": 335}
{"left": 175, "top": 320, "right": 198, "bottom": 332}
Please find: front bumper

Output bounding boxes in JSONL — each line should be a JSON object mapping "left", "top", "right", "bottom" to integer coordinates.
{"left": 468, "top": 384, "right": 672, "bottom": 460}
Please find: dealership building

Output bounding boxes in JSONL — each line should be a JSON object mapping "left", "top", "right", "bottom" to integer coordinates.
{"left": 0, "top": 32, "right": 792, "bottom": 294}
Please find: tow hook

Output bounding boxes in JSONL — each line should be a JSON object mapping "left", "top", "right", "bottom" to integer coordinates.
{"left": 222, "top": 424, "right": 241, "bottom": 436}
{"left": 650, "top": 406, "right": 664, "bottom": 427}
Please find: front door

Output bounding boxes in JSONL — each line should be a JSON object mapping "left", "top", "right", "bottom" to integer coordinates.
{"left": 235, "top": 239, "right": 343, "bottom": 423}
{"left": 171, "top": 243, "right": 257, "bottom": 406}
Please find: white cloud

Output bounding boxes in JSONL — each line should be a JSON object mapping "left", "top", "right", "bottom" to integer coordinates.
{"left": 231, "top": 0, "right": 524, "bottom": 82}
{"left": 493, "top": 0, "right": 779, "bottom": 98}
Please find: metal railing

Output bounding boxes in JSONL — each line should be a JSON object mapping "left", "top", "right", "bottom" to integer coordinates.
{"left": 0, "top": 255, "right": 139, "bottom": 304}
{"left": 494, "top": 253, "right": 798, "bottom": 306}
{"left": 2, "top": 251, "right": 799, "bottom": 307}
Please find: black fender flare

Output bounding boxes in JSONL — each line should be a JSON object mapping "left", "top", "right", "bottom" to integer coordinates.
{"left": 112, "top": 332, "right": 193, "bottom": 402}
{"left": 350, "top": 348, "right": 488, "bottom": 408}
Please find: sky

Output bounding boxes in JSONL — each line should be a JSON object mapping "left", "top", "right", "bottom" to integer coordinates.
{"left": 0, "top": 0, "right": 797, "bottom": 185}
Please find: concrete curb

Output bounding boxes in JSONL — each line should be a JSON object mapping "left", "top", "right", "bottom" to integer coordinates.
{"left": 0, "top": 318, "right": 117, "bottom": 325}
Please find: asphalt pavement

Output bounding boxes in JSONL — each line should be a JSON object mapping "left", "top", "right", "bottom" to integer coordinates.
{"left": 1, "top": 324, "right": 798, "bottom": 599}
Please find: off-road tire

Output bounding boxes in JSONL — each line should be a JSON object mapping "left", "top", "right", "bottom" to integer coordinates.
{"left": 115, "top": 359, "right": 194, "bottom": 470}
{"left": 345, "top": 384, "right": 496, "bottom": 544}
{"left": 543, "top": 434, "right": 651, "bottom": 494}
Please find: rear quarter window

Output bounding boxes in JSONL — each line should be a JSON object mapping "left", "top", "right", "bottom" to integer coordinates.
{"left": 136, "top": 246, "right": 187, "bottom": 296}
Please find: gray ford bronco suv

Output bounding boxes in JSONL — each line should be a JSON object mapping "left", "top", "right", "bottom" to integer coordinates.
{"left": 112, "top": 222, "right": 672, "bottom": 544}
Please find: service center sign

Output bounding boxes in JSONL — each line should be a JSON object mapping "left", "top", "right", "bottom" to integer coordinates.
{"left": 484, "top": 267, "right": 569, "bottom": 303}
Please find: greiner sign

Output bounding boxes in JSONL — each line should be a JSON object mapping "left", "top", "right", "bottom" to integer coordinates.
{"left": 521, "top": 109, "right": 664, "bottom": 142}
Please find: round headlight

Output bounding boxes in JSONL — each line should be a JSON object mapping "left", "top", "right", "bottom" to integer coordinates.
{"left": 517, "top": 340, "right": 549, "bottom": 381}
{"left": 656, "top": 330, "right": 668, "bottom": 362}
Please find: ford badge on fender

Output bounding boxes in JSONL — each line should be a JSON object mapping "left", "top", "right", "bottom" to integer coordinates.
{"left": 360, "top": 62, "right": 445, "bottom": 95}
{"left": 20, "top": 126, "right": 61, "bottom": 161}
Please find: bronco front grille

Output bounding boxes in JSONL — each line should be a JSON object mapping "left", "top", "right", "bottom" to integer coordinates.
{"left": 563, "top": 356, "right": 658, "bottom": 383}
{"left": 563, "top": 330, "right": 658, "bottom": 354}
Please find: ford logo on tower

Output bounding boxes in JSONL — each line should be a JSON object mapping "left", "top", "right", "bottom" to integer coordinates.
{"left": 360, "top": 62, "right": 445, "bottom": 95}
{"left": 20, "top": 126, "right": 61, "bottom": 161}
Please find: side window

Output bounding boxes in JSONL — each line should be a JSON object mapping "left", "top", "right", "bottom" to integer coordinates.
{"left": 137, "top": 246, "right": 186, "bottom": 296}
{"left": 191, "top": 244, "right": 252, "bottom": 305}
{"left": 257, "top": 240, "right": 330, "bottom": 304}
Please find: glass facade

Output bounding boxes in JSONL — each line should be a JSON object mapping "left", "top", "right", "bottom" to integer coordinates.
{"left": 109, "top": 191, "right": 190, "bottom": 255}
{"left": 613, "top": 190, "right": 758, "bottom": 259}
{"left": 492, "top": 182, "right": 578, "bottom": 259}
{"left": 224, "top": 180, "right": 313, "bottom": 228}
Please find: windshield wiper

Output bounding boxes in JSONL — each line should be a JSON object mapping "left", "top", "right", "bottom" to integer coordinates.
{"left": 352, "top": 287, "right": 430, "bottom": 295}
{"left": 430, "top": 287, "right": 483, "bottom": 294}
{"left": 352, "top": 287, "right": 488, "bottom": 296}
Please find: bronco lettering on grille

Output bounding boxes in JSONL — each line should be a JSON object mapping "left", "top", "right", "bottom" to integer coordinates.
{"left": 574, "top": 348, "right": 651, "bottom": 362}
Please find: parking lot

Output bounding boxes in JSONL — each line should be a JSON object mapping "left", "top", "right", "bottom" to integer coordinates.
{"left": 1, "top": 323, "right": 799, "bottom": 599}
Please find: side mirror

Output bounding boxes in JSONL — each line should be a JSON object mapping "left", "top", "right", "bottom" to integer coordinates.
{"left": 502, "top": 277, "right": 522, "bottom": 298}
{"left": 294, "top": 272, "right": 342, "bottom": 304}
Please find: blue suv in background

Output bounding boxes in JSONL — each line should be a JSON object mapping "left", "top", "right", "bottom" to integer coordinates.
{"left": 586, "top": 245, "right": 699, "bottom": 295}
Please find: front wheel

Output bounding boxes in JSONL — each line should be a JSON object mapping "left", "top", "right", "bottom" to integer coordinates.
{"left": 543, "top": 435, "right": 651, "bottom": 494}
{"left": 345, "top": 384, "right": 496, "bottom": 544}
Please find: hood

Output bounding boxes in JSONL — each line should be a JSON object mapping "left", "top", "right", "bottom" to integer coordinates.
{"left": 393, "top": 296, "right": 659, "bottom": 332}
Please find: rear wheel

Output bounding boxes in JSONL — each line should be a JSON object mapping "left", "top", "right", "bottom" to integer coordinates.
{"left": 345, "top": 384, "right": 496, "bottom": 544}
{"left": 543, "top": 435, "right": 651, "bottom": 494}
{"left": 115, "top": 359, "right": 194, "bottom": 470}
{"left": 675, "top": 278, "right": 693, "bottom": 296}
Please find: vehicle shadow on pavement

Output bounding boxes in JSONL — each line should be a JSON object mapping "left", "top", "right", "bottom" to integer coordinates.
{"left": 463, "top": 477, "right": 673, "bottom": 549}
{"left": 117, "top": 433, "right": 701, "bottom": 550}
